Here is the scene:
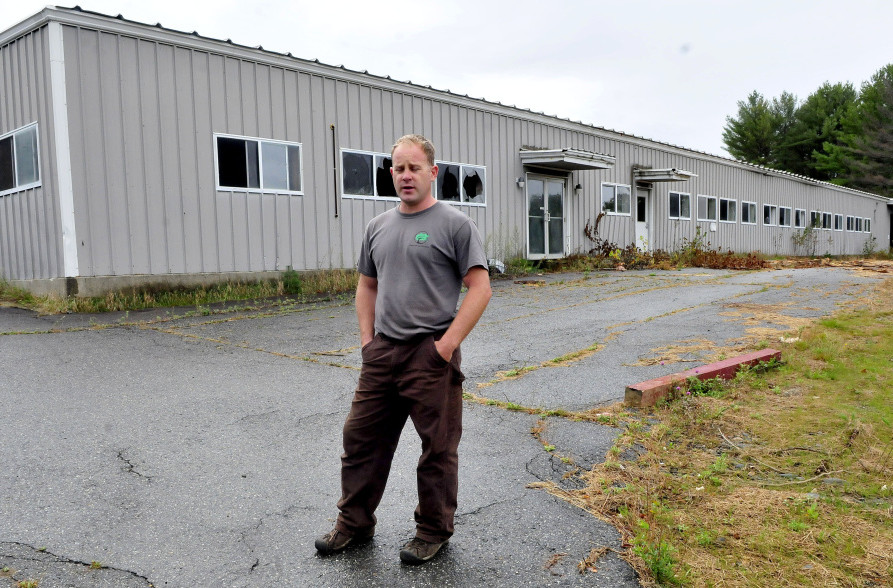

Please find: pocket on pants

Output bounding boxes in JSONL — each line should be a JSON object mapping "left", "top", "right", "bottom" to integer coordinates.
{"left": 427, "top": 335, "right": 451, "bottom": 367}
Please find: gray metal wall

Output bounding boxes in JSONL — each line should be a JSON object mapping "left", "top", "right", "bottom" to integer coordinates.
{"left": 578, "top": 141, "right": 889, "bottom": 257}
{"left": 2, "top": 8, "right": 890, "bottom": 288}
{"left": 0, "top": 25, "right": 64, "bottom": 281}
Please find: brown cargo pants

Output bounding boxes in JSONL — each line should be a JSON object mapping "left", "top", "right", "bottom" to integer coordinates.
{"left": 334, "top": 331, "right": 464, "bottom": 543}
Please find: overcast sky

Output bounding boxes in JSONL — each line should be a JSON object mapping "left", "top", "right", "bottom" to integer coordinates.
{"left": 5, "top": 1, "right": 893, "bottom": 157}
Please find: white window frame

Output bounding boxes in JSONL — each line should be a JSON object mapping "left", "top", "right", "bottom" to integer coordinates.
{"left": 864, "top": 218, "right": 871, "bottom": 233}
{"left": 856, "top": 217, "right": 863, "bottom": 232}
{"left": 434, "top": 160, "right": 487, "bottom": 206}
{"left": 340, "top": 148, "right": 399, "bottom": 201}
{"left": 834, "top": 214, "right": 843, "bottom": 231}
{"left": 718, "top": 197, "right": 737, "bottom": 223}
{"left": 0, "top": 122, "right": 42, "bottom": 197}
{"left": 214, "top": 133, "right": 303, "bottom": 195}
{"left": 668, "top": 191, "right": 691, "bottom": 220}
{"left": 846, "top": 216, "right": 855, "bottom": 231}
{"left": 822, "top": 212, "right": 832, "bottom": 230}
{"left": 763, "top": 204, "right": 777, "bottom": 226}
{"left": 601, "top": 182, "right": 631, "bottom": 216}
{"left": 697, "top": 195, "right": 717, "bottom": 222}
{"left": 741, "top": 201, "right": 757, "bottom": 225}
{"left": 794, "top": 208, "right": 807, "bottom": 228}
{"left": 779, "top": 206, "right": 792, "bottom": 227}
{"left": 809, "top": 210, "right": 821, "bottom": 229}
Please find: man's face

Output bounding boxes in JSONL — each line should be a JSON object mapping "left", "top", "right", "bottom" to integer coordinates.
{"left": 390, "top": 142, "right": 438, "bottom": 211}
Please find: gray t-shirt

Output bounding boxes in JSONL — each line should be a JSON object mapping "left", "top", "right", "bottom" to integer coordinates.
{"left": 357, "top": 201, "right": 487, "bottom": 340}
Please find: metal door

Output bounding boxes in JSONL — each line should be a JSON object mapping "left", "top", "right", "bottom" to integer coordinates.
{"left": 527, "top": 176, "right": 566, "bottom": 259}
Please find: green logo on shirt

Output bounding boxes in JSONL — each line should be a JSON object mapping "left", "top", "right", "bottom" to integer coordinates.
{"left": 415, "top": 232, "right": 429, "bottom": 244}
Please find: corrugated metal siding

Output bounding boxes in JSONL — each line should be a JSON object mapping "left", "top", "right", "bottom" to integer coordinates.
{"left": 0, "top": 25, "right": 64, "bottom": 281}
{"left": 50, "top": 15, "right": 891, "bottom": 283}
{"left": 64, "top": 25, "right": 366, "bottom": 276}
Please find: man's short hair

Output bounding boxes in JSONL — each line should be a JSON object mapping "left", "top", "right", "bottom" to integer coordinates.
{"left": 391, "top": 134, "right": 436, "bottom": 167}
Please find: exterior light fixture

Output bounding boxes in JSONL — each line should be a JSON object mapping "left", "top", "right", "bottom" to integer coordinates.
{"left": 574, "top": 183, "right": 582, "bottom": 195}
{"left": 516, "top": 177, "right": 525, "bottom": 189}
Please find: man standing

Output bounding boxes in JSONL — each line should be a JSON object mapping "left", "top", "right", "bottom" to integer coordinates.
{"left": 316, "top": 134, "right": 491, "bottom": 564}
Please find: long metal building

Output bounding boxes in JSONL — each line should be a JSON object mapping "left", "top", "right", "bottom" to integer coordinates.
{"left": 1, "top": 7, "right": 890, "bottom": 296}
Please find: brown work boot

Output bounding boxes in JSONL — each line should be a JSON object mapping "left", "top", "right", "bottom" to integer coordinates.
{"left": 314, "top": 528, "right": 374, "bottom": 555}
{"left": 399, "top": 537, "right": 448, "bottom": 564}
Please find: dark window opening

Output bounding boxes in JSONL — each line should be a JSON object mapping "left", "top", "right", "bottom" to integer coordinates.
{"left": 218, "top": 137, "right": 249, "bottom": 188}
{"left": 438, "top": 164, "right": 460, "bottom": 201}
{"left": 375, "top": 155, "right": 396, "bottom": 197}
{"left": 0, "top": 136, "right": 14, "bottom": 192}
{"left": 462, "top": 167, "right": 485, "bottom": 203}
{"left": 342, "top": 151, "right": 374, "bottom": 196}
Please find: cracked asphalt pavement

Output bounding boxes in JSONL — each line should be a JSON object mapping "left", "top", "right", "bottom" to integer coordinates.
{"left": 0, "top": 266, "right": 883, "bottom": 587}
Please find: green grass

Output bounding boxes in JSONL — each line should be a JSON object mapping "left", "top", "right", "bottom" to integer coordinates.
{"left": 572, "top": 277, "right": 893, "bottom": 586}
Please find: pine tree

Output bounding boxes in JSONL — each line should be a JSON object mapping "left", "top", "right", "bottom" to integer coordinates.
{"left": 845, "top": 72, "right": 893, "bottom": 196}
{"left": 722, "top": 91, "right": 777, "bottom": 166}
{"left": 777, "top": 82, "right": 857, "bottom": 180}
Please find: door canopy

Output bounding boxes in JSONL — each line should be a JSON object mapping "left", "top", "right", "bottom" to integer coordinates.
{"left": 519, "top": 148, "right": 615, "bottom": 171}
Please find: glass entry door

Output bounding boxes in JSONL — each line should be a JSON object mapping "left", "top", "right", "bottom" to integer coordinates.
{"left": 635, "top": 187, "right": 650, "bottom": 251}
{"left": 527, "top": 176, "right": 566, "bottom": 259}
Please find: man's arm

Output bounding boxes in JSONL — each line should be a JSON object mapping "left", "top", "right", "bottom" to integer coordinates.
{"left": 435, "top": 266, "right": 492, "bottom": 361}
{"left": 356, "top": 273, "right": 378, "bottom": 347}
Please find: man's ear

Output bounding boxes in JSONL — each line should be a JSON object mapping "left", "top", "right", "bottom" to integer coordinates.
{"left": 431, "top": 164, "right": 438, "bottom": 179}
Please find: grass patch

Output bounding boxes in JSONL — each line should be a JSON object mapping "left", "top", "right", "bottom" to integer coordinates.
{"left": 0, "top": 269, "right": 359, "bottom": 315}
{"left": 537, "top": 277, "right": 893, "bottom": 586}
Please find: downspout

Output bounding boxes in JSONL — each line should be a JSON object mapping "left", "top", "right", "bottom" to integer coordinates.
{"left": 330, "top": 124, "right": 339, "bottom": 218}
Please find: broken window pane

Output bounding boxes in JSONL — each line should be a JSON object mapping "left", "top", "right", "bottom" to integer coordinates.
{"left": 462, "top": 166, "right": 485, "bottom": 203}
{"left": 342, "top": 151, "right": 374, "bottom": 196}
{"left": 375, "top": 155, "right": 396, "bottom": 197}
{"left": 437, "top": 164, "right": 460, "bottom": 201}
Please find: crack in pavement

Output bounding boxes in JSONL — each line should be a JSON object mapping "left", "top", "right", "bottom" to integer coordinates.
{"left": 116, "top": 449, "right": 152, "bottom": 482}
{"left": 0, "top": 541, "right": 154, "bottom": 587}
{"left": 454, "top": 497, "right": 520, "bottom": 520}
{"left": 143, "top": 326, "right": 361, "bottom": 371}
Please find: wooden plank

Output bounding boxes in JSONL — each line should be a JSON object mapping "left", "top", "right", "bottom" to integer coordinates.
{"left": 625, "top": 349, "right": 782, "bottom": 407}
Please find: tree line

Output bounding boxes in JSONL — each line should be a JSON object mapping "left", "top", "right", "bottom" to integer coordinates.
{"left": 722, "top": 64, "right": 893, "bottom": 197}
